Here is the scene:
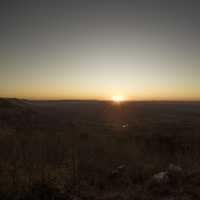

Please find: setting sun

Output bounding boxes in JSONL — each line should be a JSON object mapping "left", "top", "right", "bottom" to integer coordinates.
{"left": 112, "top": 95, "right": 124, "bottom": 103}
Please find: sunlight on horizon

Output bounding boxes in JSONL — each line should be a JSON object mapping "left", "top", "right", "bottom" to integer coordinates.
{"left": 112, "top": 95, "right": 125, "bottom": 103}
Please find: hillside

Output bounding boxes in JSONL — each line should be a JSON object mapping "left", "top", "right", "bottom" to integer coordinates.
{"left": 0, "top": 99, "right": 200, "bottom": 199}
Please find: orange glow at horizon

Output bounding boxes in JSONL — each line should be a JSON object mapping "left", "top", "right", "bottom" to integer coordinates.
{"left": 112, "top": 95, "right": 124, "bottom": 102}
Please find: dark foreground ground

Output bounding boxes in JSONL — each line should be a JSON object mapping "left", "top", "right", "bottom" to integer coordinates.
{"left": 0, "top": 98, "right": 200, "bottom": 199}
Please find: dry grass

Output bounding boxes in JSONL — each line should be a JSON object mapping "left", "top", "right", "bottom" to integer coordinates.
{"left": 0, "top": 98, "right": 200, "bottom": 199}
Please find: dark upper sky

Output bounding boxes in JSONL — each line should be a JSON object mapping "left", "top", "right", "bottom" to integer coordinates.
{"left": 0, "top": 0, "right": 200, "bottom": 100}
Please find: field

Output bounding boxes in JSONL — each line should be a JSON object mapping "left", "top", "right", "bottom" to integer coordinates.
{"left": 0, "top": 98, "right": 200, "bottom": 199}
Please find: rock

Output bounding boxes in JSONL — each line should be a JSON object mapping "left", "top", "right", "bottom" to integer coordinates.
{"left": 167, "top": 164, "right": 184, "bottom": 184}
{"left": 110, "top": 165, "right": 126, "bottom": 178}
{"left": 117, "top": 165, "right": 126, "bottom": 170}
{"left": 152, "top": 171, "right": 169, "bottom": 184}
{"left": 168, "top": 164, "right": 182, "bottom": 173}
{"left": 150, "top": 164, "right": 183, "bottom": 187}
{"left": 122, "top": 124, "right": 128, "bottom": 128}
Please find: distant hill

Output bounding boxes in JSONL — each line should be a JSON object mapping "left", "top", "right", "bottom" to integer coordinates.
{"left": 0, "top": 98, "right": 36, "bottom": 131}
{"left": 0, "top": 98, "right": 29, "bottom": 108}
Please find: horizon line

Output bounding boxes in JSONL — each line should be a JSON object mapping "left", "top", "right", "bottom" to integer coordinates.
{"left": 1, "top": 97, "right": 200, "bottom": 103}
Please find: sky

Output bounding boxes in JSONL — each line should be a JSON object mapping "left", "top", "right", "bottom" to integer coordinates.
{"left": 0, "top": 0, "right": 200, "bottom": 100}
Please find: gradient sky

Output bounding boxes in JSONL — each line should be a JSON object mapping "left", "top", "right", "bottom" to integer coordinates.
{"left": 0, "top": 0, "right": 200, "bottom": 100}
